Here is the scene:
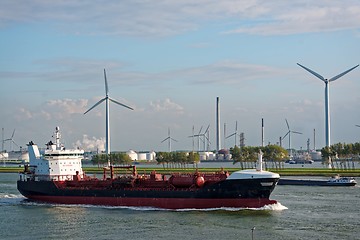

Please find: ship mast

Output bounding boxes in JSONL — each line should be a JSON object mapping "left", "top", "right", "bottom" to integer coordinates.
{"left": 53, "top": 126, "right": 61, "bottom": 150}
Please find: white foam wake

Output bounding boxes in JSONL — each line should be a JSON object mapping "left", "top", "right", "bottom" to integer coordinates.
{"left": 0, "top": 192, "right": 25, "bottom": 205}
{"left": 174, "top": 202, "right": 288, "bottom": 212}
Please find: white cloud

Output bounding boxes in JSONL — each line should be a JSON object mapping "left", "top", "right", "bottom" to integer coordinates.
{"left": 168, "top": 61, "right": 287, "bottom": 86}
{"left": 74, "top": 134, "right": 105, "bottom": 152}
{"left": 17, "top": 108, "right": 32, "bottom": 120}
{"left": 149, "top": 98, "right": 184, "bottom": 114}
{"left": 46, "top": 98, "right": 88, "bottom": 114}
{"left": 1, "top": 1, "right": 359, "bottom": 37}
{"left": 225, "top": 1, "right": 360, "bottom": 35}
{"left": 14, "top": 98, "right": 88, "bottom": 122}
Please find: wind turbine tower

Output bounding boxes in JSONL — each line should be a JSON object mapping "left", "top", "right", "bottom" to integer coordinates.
{"left": 313, "top": 128, "right": 316, "bottom": 151}
{"left": 1, "top": 128, "right": 4, "bottom": 152}
{"left": 297, "top": 63, "right": 358, "bottom": 165}
{"left": 216, "top": 97, "right": 221, "bottom": 153}
{"left": 84, "top": 69, "right": 133, "bottom": 166}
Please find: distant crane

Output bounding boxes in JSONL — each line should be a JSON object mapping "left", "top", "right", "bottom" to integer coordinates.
{"left": 283, "top": 119, "right": 302, "bottom": 159}
{"left": 84, "top": 69, "right": 133, "bottom": 166}
{"left": 239, "top": 132, "right": 245, "bottom": 147}
{"left": 297, "top": 63, "right": 359, "bottom": 166}
{"left": 161, "top": 128, "right": 177, "bottom": 152}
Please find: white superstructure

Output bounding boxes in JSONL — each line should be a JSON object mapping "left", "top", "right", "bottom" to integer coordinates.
{"left": 227, "top": 151, "right": 280, "bottom": 181}
{"left": 27, "top": 127, "right": 84, "bottom": 181}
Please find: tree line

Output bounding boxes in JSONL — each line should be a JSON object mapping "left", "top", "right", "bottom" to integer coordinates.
{"left": 230, "top": 145, "right": 288, "bottom": 170}
{"left": 321, "top": 142, "right": 360, "bottom": 169}
{"left": 155, "top": 151, "right": 200, "bottom": 169}
{"left": 91, "top": 152, "right": 132, "bottom": 167}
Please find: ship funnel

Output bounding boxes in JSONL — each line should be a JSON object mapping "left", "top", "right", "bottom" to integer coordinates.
{"left": 27, "top": 141, "right": 40, "bottom": 162}
{"left": 256, "top": 150, "right": 263, "bottom": 172}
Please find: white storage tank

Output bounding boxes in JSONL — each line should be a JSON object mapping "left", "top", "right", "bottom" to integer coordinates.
{"left": 207, "top": 153, "right": 216, "bottom": 160}
{"left": 126, "top": 150, "right": 138, "bottom": 161}
{"left": 310, "top": 151, "right": 322, "bottom": 161}
{"left": 146, "top": 151, "right": 156, "bottom": 161}
{"left": 137, "top": 153, "right": 147, "bottom": 160}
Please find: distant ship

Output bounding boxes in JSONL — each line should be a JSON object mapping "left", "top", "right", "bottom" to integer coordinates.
{"left": 278, "top": 176, "right": 357, "bottom": 186}
{"left": 17, "top": 127, "right": 280, "bottom": 209}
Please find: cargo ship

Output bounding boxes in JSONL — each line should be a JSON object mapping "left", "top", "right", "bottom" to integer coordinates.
{"left": 17, "top": 127, "right": 280, "bottom": 209}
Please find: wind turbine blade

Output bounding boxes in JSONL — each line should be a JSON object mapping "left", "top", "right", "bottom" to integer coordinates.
{"left": 356, "top": 125, "right": 360, "bottom": 128}
{"left": 104, "top": 69, "right": 109, "bottom": 95}
{"left": 198, "top": 126, "right": 203, "bottom": 135}
{"left": 226, "top": 133, "right": 236, "bottom": 139}
{"left": 329, "top": 64, "right": 359, "bottom": 82}
{"left": 12, "top": 140, "right": 18, "bottom": 147}
{"left": 84, "top": 98, "right": 106, "bottom": 114}
{"left": 292, "top": 131, "right": 303, "bottom": 135}
{"left": 204, "top": 124, "right": 210, "bottom": 134}
{"left": 283, "top": 131, "right": 290, "bottom": 139}
{"left": 161, "top": 137, "right": 170, "bottom": 143}
{"left": 11, "top": 129, "right": 15, "bottom": 138}
{"left": 285, "top": 119, "right": 290, "bottom": 131}
{"left": 297, "top": 63, "right": 325, "bottom": 81}
{"left": 170, "top": 138, "right": 178, "bottom": 142}
{"left": 109, "top": 98, "right": 134, "bottom": 110}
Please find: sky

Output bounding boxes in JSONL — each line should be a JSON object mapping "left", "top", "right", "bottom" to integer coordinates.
{"left": 1, "top": 0, "right": 360, "bottom": 153}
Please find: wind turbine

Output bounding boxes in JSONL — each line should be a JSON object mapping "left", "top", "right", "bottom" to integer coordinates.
{"left": 226, "top": 121, "right": 239, "bottom": 147}
{"left": 297, "top": 63, "right": 359, "bottom": 153}
{"left": 283, "top": 119, "right": 302, "bottom": 159}
{"left": 84, "top": 69, "right": 133, "bottom": 166}
{"left": 199, "top": 124, "right": 210, "bottom": 151}
{"left": 1, "top": 128, "right": 4, "bottom": 152}
{"left": 192, "top": 126, "right": 203, "bottom": 152}
{"left": 4, "top": 129, "right": 18, "bottom": 151}
{"left": 161, "top": 128, "right": 177, "bottom": 152}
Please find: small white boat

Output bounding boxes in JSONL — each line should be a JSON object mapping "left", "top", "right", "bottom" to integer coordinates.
{"left": 327, "top": 175, "right": 357, "bottom": 186}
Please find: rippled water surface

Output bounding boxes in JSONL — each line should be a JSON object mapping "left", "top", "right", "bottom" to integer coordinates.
{"left": 1, "top": 173, "right": 359, "bottom": 240}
